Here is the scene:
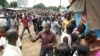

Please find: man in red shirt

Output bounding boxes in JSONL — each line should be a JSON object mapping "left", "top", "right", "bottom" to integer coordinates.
{"left": 30, "top": 23, "right": 57, "bottom": 56}
{"left": 20, "top": 15, "right": 30, "bottom": 40}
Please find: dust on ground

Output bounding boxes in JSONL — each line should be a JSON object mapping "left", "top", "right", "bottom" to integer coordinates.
{"left": 0, "top": 24, "right": 60, "bottom": 56}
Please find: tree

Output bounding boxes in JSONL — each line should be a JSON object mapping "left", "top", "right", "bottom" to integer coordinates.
{"left": 9, "top": 1, "right": 17, "bottom": 7}
{"left": 58, "top": 5, "right": 61, "bottom": 9}
{"left": 47, "top": 6, "right": 59, "bottom": 11}
{"left": 0, "top": 0, "right": 7, "bottom": 7}
{"left": 33, "top": 3, "right": 45, "bottom": 9}
{"left": 5, "top": 1, "right": 9, "bottom": 7}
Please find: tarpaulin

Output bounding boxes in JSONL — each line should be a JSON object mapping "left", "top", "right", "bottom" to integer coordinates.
{"left": 86, "top": 0, "right": 100, "bottom": 30}
{"left": 68, "top": 0, "right": 85, "bottom": 12}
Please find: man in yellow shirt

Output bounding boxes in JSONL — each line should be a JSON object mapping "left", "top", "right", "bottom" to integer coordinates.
{"left": 62, "top": 19, "right": 72, "bottom": 31}
{"left": 62, "top": 13, "right": 72, "bottom": 31}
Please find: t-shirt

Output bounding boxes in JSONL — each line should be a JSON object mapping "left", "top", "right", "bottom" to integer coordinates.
{"left": 35, "top": 31, "right": 56, "bottom": 49}
{"left": 0, "top": 37, "right": 7, "bottom": 48}
{"left": 32, "top": 18, "right": 37, "bottom": 24}
{"left": 51, "top": 21, "right": 61, "bottom": 34}
{"left": 27, "top": 16, "right": 32, "bottom": 22}
{"left": 62, "top": 19, "right": 72, "bottom": 31}
{"left": 0, "top": 36, "right": 21, "bottom": 48}
{"left": 11, "top": 19, "right": 18, "bottom": 29}
{"left": 0, "top": 14, "right": 4, "bottom": 17}
{"left": 42, "top": 21, "right": 50, "bottom": 27}
{"left": 3, "top": 44, "right": 22, "bottom": 56}
{"left": 21, "top": 18, "right": 29, "bottom": 27}
{"left": 61, "top": 32, "right": 72, "bottom": 48}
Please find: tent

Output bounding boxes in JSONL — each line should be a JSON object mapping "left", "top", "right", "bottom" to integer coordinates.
{"left": 68, "top": 0, "right": 100, "bottom": 30}
{"left": 68, "top": 0, "right": 100, "bottom": 38}
{"left": 86, "top": 0, "right": 100, "bottom": 30}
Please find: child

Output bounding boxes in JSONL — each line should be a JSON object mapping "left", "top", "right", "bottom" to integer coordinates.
{"left": 55, "top": 43, "right": 71, "bottom": 56}
{"left": 3, "top": 29, "right": 22, "bottom": 56}
{"left": 72, "top": 23, "right": 86, "bottom": 51}
{"left": 61, "top": 23, "right": 75, "bottom": 48}
{"left": 0, "top": 26, "right": 22, "bottom": 52}
{"left": 72, "top": 23, "right": 86, "bottom": 38}
{"left": 71, "top": 33, "right": 79, "bottom": 55}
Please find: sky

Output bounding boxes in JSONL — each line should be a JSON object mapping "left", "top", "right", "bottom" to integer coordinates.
{"left": 7, "top": 0, "right": 70, "bottom": 7}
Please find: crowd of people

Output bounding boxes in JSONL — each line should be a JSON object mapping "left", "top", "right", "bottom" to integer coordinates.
{"left": 0, "top": 11, "right": 100, "bottom": 56}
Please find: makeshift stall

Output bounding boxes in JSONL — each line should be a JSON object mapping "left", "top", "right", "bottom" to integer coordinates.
{"left": 68, "top": 0, "right": 100, "bottom": 39}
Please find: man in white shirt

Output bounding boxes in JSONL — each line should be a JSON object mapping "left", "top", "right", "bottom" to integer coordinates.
{"left": 0, "top": 26, "right": 22, "bottom": 50}
{"left": 3, "top": 29, "right": 22, "bottom": 56}
{"left": 51, "top": 20, "right": 61, "bottom": 34}
{"left": 3, "top": 44, "right": 22, "bottom": 56}
{"left": 0, "top": 36, "right": 7, "bottom": 48}
{"left": 61, "top": 23, "right": 75, "bottom": 48}
{"left": 0, "top": 36, "right": 22, "bottom": 48}
{"left": 61, "top": 31, "right": 72, "bottom": 48}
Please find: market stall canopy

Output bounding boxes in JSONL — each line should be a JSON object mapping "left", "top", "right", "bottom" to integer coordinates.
{"left": 68, "top": 0, "right": 100, "bottom": 30}
{"left": 86, "top": 0, "right": 100, "bottom": 30}
{"left": 5, "top": 8, "right": 27, "bottom": 11}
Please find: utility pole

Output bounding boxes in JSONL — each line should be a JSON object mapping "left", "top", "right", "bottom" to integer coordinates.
{"left": 41, "top": 0, "right": 42, "bottom": 9}
{"left": 13, "top": 0, "right": 14, "bottom": 7}
{"left": 60, "top": 0, "right": 61, "bottom": 8}
{"left": 34, "top": 0, "right": 36, "bottom": 6}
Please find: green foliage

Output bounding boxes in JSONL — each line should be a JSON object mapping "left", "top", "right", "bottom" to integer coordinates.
{"left": 47, "top": 6, "right": 59, "bottom": 11}
{"left": 33, "top": 3, "right": 59, "bottom": 11}
{"left": 9, "top": 1, "right": 17, "bottom": 7}
{"left": 33, "top": 3, "right": 45, "bottom": 9}
{"left": 58, "top": 5, "right": 62, "bottom": 9}
{"left": 5, "top": 1, "right": 9, "bottom": 7}
{"left": 0, "top": 0, "right": 7, "bottom": 7}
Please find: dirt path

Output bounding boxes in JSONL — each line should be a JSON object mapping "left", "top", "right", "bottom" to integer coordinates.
{"left": 22, "top": 38, "right": 41, "bottom": 56}
{"left": 19, "top": 24, "right": 41, "bottom": 56}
